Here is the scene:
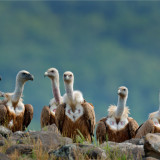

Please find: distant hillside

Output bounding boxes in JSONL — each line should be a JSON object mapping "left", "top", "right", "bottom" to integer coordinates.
{"left": 0, "top": 1, "right": 160, "bottom": 129}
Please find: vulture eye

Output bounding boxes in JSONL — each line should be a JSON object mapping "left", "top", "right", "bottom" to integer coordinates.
{"left": 123, "top": 89, "right": 126, "bottom": 91}
{"left": 51, "top": 70, "right": 54, "bottom": 73}
{"left": 64, "top": 74, "right": 66, "bottom": 77}
{"left": 22, "top": 73, "right": 27, "bottom": 76}
{"left": 69, "top": 75, "right": 72, "bottom": 77}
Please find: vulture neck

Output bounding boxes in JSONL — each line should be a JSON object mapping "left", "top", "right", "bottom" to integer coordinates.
{"left": 65, "top": 82, "right": 75, "bottom": 112}
{"left": 51, "top": 78, "right": 61, "bottom": 105}
{"left": 115, "top": 96, "right": 127, "bottom": 119}
{"left": 12, "top": 78, "right": 24, "bottom": 105}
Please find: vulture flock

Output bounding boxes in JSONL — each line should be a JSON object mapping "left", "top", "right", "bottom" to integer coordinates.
{"left": 0, "top": 68, "right": 159, "bottom": 143}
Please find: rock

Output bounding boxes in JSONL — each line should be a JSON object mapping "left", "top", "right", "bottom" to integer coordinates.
{"left": 0, "top": 134, "right": 5, "bottom": 146}
{"left": 124, "top": 138, "right": 145, "bottom": 145}
{"left": 29, "top": 130, "right": 72, "bottom": 151}
{"left": 10, "top": 131, "right": 29, "bottom": 143}
{"left": 0, "top": 134, "right": 4, "bottom": 140}
{"left": 49, "top": 144, "right": 77, "bottom": 160}
{"left": 6, "top": 144, "right": 33, "bottom": 155}
{"left": 13, "top": 131, "right": 28, "bottom": 137}
{"left": 78, "top": 144, "right": 107, "bottom": 159}
{"left": 0, "top": 126, "right": 12, "bottom": 138}
{"left": 0, "top": 140, "right": 5, "bottom": 146}
{"left": 0, "top": 153, "right": 10, "bottom": 160}
{"left": 41, "top": 124, "right": 61, "bottom": 135}
{"left": 143, "top": 157, "right": 159, "bottom": 160}
{"left": 144, "top": 133, "right": 160, "bottom": 159}
{"left": 100, "top": 141, "right": 144, "bottom": 159}
{"left": 49, "top": 143, "right": 107, "bottom": 159}
{"left": 4, "top": 125, "right": 72, "bottom": 156}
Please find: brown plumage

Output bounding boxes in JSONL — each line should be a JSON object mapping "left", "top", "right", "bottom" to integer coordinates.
{"left": 41, "top": 106, "right": 55, "bottom": 127}
{"left": 0, "top": 101, "right": 33, "bottom": 132}
{"left": 40, "top": 68, "right": 62, "bottom": 128}
{"left": 135, "top": 93, "right": 160, "bottom": 138}
{"left": 135, "top": 120, "right": 157, "bottom": 138}
{"left": 55, "top": 71, "right": 95, "bottom": 142}
{"left": 0, "top": 70, "right": 34, "bottom": 132}
{"left": 96, "top": 86, "right": 139, "bottom": 144}
{"left": 56, "top": 100, "right": 95, "bottom": 142}
{"left": 96, "top": 116, "right": 138, "bottom": 143}
{"left": 23, "top": 104, "right": 34, "bottom": 131}
{"left": 0, "top": 104, "right": 7, "bottom": 124}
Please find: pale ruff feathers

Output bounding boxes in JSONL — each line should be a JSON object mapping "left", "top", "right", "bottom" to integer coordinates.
{"left": 63, "top": 90, "right": 84, "bottom": 122}
{"left": 49, "top": 96, "right": 63, "bottom": 115}
{"left": 6, "top": 99, "right": 25, "bottom": 116}
{"left": 49, "top": 98, "right": 57, "bottom": 115}
{"left": 65, "top": 103, "right": 84, "bottom": 122}
{"left": 106, "top": 105, "right": 130, "bottom": 131}
{"left": 148, "top": 91, "right": 160, "bottom": 127}
{"left": 149, "top": 111, "right": 160, "bottom": 127}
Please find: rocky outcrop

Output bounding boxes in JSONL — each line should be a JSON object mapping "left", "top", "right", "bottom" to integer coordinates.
{"left": 0, "top": 134, "right": 5, "bottom": 146}
{"left": 6, "top": 144, "right": 33, "bottom": 155}
{"left": 49, "top": 143, "right": 107, "bottom": 160}
{"left": 0, "top": 124, "right": 159, "bottom": 160}
{"left": 100, "top": 141, "right": 144, "bottom": 159}
{"left": 28, "top": 130, "right": 72, "bottom": 151}
{"left": 143, "top": 157, "right": 159, "bottom": 160}
{"left": 0, "top": 153, "right": 10, "bottom": 160}
{"left": 124, "top": 137, "right": 145, "bottom": 145}
{"left": 9, "top": 124, "right": 72, "bottom": 151}
{"left": 0, "top": 126, "right": 12, "bottom": 138}
{"left": 144, "top": 133, "right": 160, "bottom": 159}
{"left": 41, "top": 124, "right": 61, "bottom": 134}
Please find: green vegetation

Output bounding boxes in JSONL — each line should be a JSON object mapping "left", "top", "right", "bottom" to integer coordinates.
{"left": 0, "top": 137, "right": 50, "bottom": 160}
{"left": 76, "top": 129, "right": 87, "bottom": 144}
{"left": 0, "top": 2, "right": 160, "bottom": 130}
{"left": 0, "top": 133, "right": 137, "bottom": 160}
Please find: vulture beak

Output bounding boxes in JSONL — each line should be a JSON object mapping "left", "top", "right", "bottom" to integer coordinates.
{"left": 28, "top": 74, "right": 34, "bottom": 81}
{"left": 64, "top": 75, "right": 70, "bottom": 81}
{"left": 117, "top": 89, "right": 121, "bottom": 95}
{"left": 44, "top": 72, "right": 48, "bottom": 77}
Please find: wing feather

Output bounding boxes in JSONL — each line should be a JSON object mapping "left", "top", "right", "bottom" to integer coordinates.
{"left": 55, "top": 104, "right": 65, "bottom": 133}
{"left": 40, "top": 106, "right": 51, "bottom": 128}
{"left": 82, "top": 102, "right": 96, "bottom": 139}
{"left": 96, "top": 117, "right": 107, "bottom": 144}
{"left": 23, "top": 104, "right": 33, "bottom": 131}
{"left": 135, "top": 119, "right": 154, "bottom": 138}
{"left": 0, "top": 104, "right": 7, "bottom": 125}
{"left": 128, "top": 117, "right": 139, "bottom": 138}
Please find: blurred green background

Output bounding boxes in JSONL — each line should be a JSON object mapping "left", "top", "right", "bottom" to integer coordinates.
{"left": 0, "top": 1, "right": 160, "bottom": 130}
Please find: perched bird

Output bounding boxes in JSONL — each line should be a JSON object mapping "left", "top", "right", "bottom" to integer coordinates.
{"left": 0, "top": 70, "right": 34, "bottom": 132}
{"left": 55, "top": 71, "right": 95, "bottom": 142}
{"left": 96, "top": 86, "right": 139, "bottom": 144}
{"left": 41, "top": 68, "right": 63, "bottom": 128}
{"left": 135, "top": 92, "right": 160, "bottom": 138}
